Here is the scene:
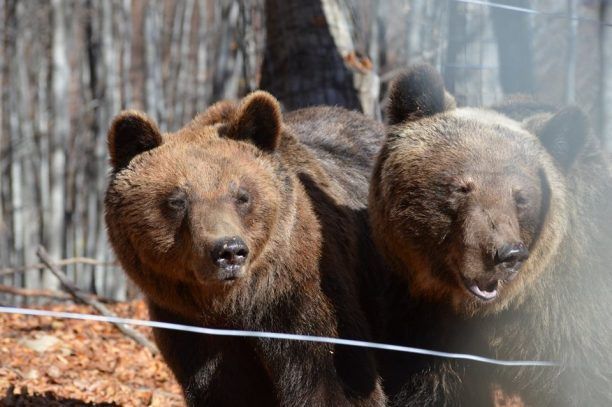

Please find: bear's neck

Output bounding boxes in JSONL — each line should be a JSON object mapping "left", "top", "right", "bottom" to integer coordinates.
{"left": 255, "top": 175, "right": 323, "bottom": 290}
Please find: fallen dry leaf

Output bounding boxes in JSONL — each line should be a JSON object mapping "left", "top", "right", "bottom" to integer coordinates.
{"left": 0, "top": 300, "right": 184, "bottom": 406}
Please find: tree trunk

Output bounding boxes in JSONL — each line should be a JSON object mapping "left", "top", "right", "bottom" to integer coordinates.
{"left": 601, "top": 0, "right": 611, "bottom": 150}
{"left": 0, "top": 0, "right": 17, "bottom": 274}
{"left": 564, "top": 0, "right": 578, "bottom": 104}
{"left": 444, "top": 0, "right": 467, "bottom": 102}
{"left": 490, "top": 0, "right": 536, "bottom": 95}
{"left": 260, "top": 0, "right": 362, "bottom": 112}
{"left": 43, "top": 0, "right": 68, "bottom": 293}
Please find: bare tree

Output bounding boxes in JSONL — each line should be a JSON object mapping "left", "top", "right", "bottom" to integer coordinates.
{"left": 0, "top": 0, "right": 609, "bottom": 304}
{"left": 260, "top": 0, "right": 362, "bottom": 111}
{"left": 598, "top": 0, "right": 610, "bottom": 148}
{"left": 490, "top": 0, "right": 535, "bottom": 94}
{"left": 444, "top": 0, "right": 468, "bottom": 101}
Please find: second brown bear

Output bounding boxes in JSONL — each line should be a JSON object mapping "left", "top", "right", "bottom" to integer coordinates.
{"left": 370, "top": 65, "right": 612, "bottom": 406}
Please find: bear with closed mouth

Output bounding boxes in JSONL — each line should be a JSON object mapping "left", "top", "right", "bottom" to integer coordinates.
{"left": 104, "top": 91, "right": 387, "bottom": 406}
{"left": 370, "top": 65, "right": 612, "bottom": 406}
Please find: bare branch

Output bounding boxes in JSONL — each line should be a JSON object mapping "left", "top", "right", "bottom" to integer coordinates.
{"left": 0, "top": 257, "right": 119, "bottom": 278}
{"left": 0, "top": 283, "right": 117, "bottom": 303}
{"left": 36, "top": 246, "right": 158, "bottom": 355}
{"left": 0, "top": 284, "right": 73, "bottom": 300}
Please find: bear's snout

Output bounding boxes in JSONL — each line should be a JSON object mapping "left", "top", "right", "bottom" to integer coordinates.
{"left": 494, "top": 242, "right": 528, "bottom": 275}
{"left": 210, "top": 236, "right": 250, "bottom": 280}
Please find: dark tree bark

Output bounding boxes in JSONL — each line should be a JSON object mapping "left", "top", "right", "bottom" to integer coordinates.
{"left": 490, "top": 0, "right": 536, "bottom": 94}
{"left": 260, "top": 0, "right": 362, "bottom": 112}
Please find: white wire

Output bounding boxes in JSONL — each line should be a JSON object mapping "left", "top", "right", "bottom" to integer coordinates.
{"left": 456, "top": 0, "right": 612, "bottom": 27}
{"left": 457, "top": 0, "right": 538, "bottom": 14}
{"left": 0, "top": 306, "right": 558, "bottom": 368}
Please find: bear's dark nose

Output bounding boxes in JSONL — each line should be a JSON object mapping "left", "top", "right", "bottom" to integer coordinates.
{"left": 210, "top": 236, "right": 249, "bottom": 270}
{"left": 494, "top": 243, "right": 529, "bottom": 272}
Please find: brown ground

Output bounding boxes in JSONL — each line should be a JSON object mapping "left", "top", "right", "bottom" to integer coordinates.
{"left": 0, "top": 300, "right": 184, "bottom": 406}
{"left": 0, "top": 300, "right": 526, "bottom": 406}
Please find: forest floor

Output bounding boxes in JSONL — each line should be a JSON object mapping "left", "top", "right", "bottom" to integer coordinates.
{"left": 0, "top": 300, "right": 184, "bottom": 406}
{"left": 0, "top": 299, "right": 524, "bottom": 406}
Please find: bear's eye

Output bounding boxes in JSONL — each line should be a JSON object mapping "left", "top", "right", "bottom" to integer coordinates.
{"left": 166, "top": 192, "right": 188, "bottom": 213}
{"left": 514, "top": 191, "right": 529, "bottom": 209}
{"left": 452, "top": 182, "right": 473, "bottom": 195}
{"left": 235, "top": 188, "right": 250, "bottom": 206}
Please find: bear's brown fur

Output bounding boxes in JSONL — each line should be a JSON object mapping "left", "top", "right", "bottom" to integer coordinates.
{"left": 370, "top": 65, "right": 612, "bottom": 406}
{"left": 105, "top": 92, "right": 387, "bottom": 406}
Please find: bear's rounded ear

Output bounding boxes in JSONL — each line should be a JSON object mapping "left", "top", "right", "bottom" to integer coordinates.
{"left": 387, "top": 64, "right": 455, "bottom": 125}
{"left": 537, "top": 106, "right": 589, "bottom": 172}
{"left": 226, "top": 91, "right": 282, "bottom": 152}
{"left": 108, "top": 111, "right": 162, "bottom": 171}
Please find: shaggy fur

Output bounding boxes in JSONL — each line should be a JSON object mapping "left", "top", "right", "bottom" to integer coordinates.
{"left": 105, "top": 92, "right": 387, "bottom": 406}
{"left": 370, "top": 65, "right": 612, "bottom": 406}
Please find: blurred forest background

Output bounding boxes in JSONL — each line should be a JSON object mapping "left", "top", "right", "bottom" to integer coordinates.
{"left": 0, "top": 0, "right": 610, "bottom": 303}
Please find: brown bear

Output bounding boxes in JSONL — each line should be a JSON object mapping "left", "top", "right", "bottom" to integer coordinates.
{"left": 104, "top": 91, "right": 388, "bottom": 406}
{"left": 369, "top": 65, "right": 612, "bottom": 406}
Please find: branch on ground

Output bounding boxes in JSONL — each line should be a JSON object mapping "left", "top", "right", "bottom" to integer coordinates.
{"left": 0, "top": 284, "right": 116, "bottom": 303}
{"left": 36, "top": 246, "right": 158, "bottom": 355}
{"left": 0, "top": 258, "right": 119, "bottom": 278}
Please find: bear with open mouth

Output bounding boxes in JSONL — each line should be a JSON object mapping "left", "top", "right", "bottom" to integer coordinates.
{"left": 370, "top": 65, "right": 612, "bottom": 406}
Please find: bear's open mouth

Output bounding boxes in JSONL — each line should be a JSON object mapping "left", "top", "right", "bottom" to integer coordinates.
{"left": 462, "top": 277, "right": 499, "bottom": 301}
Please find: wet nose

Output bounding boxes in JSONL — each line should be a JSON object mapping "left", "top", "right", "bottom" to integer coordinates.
{"left": 210, "top": 236, "right": 249, "bottom": 269}
{"left": 494, "top": 243, "right": 529, "bottom": 272}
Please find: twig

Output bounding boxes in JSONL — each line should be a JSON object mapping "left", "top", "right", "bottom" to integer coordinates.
{"left": 0, "top": 284, "right": 72, "bottom": 301}
{"left": 0, "top": 257, "right": 119, "bottom": 278}
{"left": 36, "top": 246, "right": 158, "bottom": 355}
{"left": 0, "top": 284, "right": 116, "bottom": 303}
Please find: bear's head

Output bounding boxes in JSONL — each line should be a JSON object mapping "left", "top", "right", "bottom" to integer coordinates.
{"left": 105, "top": 92, "right": 294, "bottom": 313}
{"left": 370, "top": 65, "right": 591, "bottom": 316}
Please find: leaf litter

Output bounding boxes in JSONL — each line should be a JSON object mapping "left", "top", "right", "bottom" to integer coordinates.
{"left": 0, "top": 300, "right": 183, "bottom": 406}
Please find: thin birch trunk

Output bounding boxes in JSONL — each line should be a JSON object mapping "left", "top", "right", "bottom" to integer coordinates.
{"left": 94, "top": 0, "right": 119, "bottom": 297}
{"left": 165, "top": 1, "right": 185, "bottom": 129}
{"left": 444, "top": 0, "right": 467, "bottom": 102}
{"left": 121, "top": 0, "right": 132, "bottom": 109}
{"left": 144, "top": 1, "right": 165, "bottom": 129}
{"left": 0, "top": 1, "right": 16, "bottom": 278}
{"left": 35, "top": 10, "right": 51, "bottom": 293}
{"left": 598, "top": 1, "right": 610, "bottom": 148}
{"left": 14, "top": 1, "right": 35, "bottom": 292}
{"left": 0, "top": 0, "right": 6, "bottom": 273}
{"left": 195, "top": 0, "right": 209, "bottom": 113}
{"left": 129, "top": 0, "right": 146, "bottom": 111}
{"left": 48, "top": 0, "right": 69, "bottom": 292}
{"left": 565, "top": 0, "right": 577, "bottom": 104}
{"left": 174, "top": 0, "right": 195, "bottom": 126}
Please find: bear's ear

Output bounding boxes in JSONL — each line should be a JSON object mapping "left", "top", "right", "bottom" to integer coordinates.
{"left": 225, "top": 91, "right": 282, "bottom": 152}
{"left": 108, "top": 111, "right": 163, "bottom": 171}
{"left": 387, "top": 64, "right": 455, "bottom": 125}
{"left": 536, "top": 106, "right": 589, "bottom": 172}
